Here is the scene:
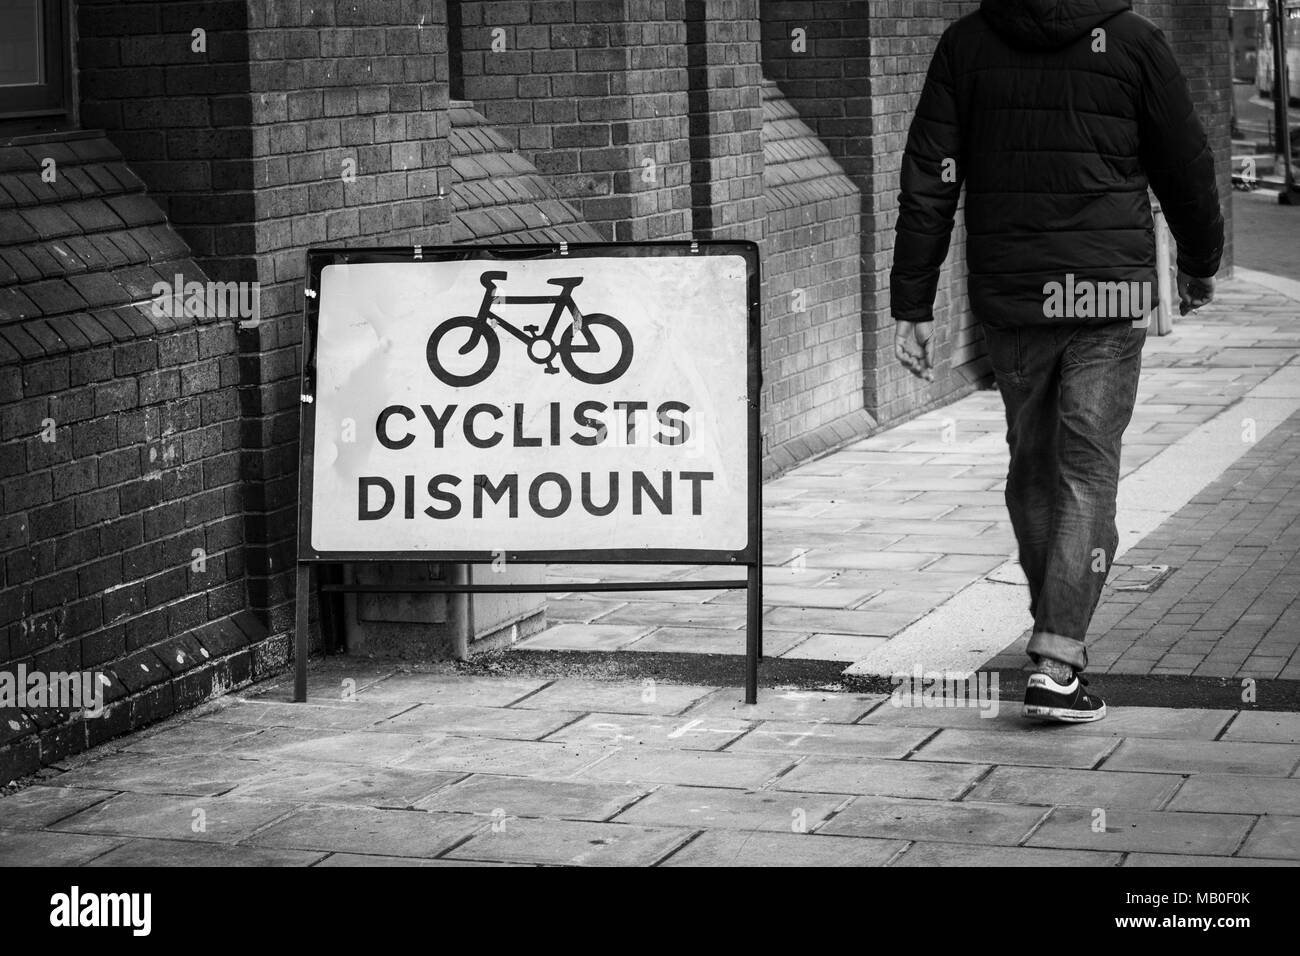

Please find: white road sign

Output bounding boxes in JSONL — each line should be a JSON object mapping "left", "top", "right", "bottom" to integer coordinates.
{"left": 306, "top": 252, "right": 752, "bottom": 554}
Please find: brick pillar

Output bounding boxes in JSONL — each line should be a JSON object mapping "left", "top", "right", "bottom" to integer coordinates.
{"left": 763, "top": 2, "right": 968, "bottom": 427}
{"left": 684, "top": 0, "right": 765, "bottom": 241}
{"left": 78, "top": 0, "right": 454, "bottom": 635}
{"left": 457, "top": 0, "right": 692, "bottom": 241}
{"left": 78, "top": 0, "right": 258, "bottom": 286}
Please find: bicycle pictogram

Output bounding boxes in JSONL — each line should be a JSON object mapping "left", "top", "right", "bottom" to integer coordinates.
{"left": 426, "top": 270, "right": 634, "bottom": 387}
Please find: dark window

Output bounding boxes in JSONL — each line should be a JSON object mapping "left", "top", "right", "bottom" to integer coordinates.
{"left": 447, "top": 0, "right": 464, "bottom": 101}
{"left": 0, "top": 0, "right": 72, "bottom": 122}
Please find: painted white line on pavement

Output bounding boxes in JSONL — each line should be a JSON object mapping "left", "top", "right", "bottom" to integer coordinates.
{"left": 1236, "top": 267, "right": 1300, "bottom": 304}
{"left": 844, "top": 359, "right": 1300, "bottom": 680}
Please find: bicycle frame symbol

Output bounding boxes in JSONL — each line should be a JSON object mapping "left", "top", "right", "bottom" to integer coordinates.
{"left": 426, "top": 270, "right": 634, "bottom": 387}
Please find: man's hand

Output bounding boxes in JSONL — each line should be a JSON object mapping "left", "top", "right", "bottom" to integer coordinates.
{"left": 1177, "top": 270, "right": 1216, "bottom": 316}
{"left": 895, "top": 320, "right": 935, "bottom": 382}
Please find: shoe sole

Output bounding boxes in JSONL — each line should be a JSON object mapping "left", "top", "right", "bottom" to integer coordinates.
{"left": 1023, "top": 703, "right": 1107, "bottom": 723}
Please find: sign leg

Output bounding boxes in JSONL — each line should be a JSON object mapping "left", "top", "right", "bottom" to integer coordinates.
{"left": 745, "top": 561, "right": 760, "bottom": 704}
{"left": 294, "top": 564, "right": 309, "bottom": 702}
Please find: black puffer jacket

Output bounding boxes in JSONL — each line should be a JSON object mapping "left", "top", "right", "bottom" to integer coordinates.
{"left": 890, "top": 0, "right": 1224, "bottom": 328}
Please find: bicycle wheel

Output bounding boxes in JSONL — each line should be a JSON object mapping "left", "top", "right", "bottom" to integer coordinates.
{"left": 426, "top": 316, "right": 500, "bottom": 387}
{"left": 559, "top": 313, "right": 634, "bottom": 385}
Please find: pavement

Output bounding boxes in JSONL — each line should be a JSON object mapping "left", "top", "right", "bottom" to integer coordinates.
{"left": 3, "top": 247, "right": 1299, "bottom": 868}
{"left": 1233, "top": 189, "right": 1300, "bottom": 281}
{"left": 1, "top": 661, "right": 1297, "bottom": 866}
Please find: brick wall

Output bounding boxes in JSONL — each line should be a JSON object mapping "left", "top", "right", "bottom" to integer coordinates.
{"left": 449, "top": 101, "right": 603, "bottom": 244}
{"left": 0, "top": 132, "right": 270, "bottom": 784}
{"left": 457, "top": 0, "right": 692, "bottom": 242}
{"left": 77, "top": 0, "right": 455, "bottom": 641}
{"left": 684, "top": 0, "right": 765, "bottom": 242}
{"left": 761, "top": 1, "right": 982, "bottom": 431}
{"left": 760, "top": 81, "right": 868, "bottom": 476}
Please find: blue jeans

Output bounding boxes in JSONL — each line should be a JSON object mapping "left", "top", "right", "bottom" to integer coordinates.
{"left": 982, "top": 319, "right": 1147, "bottom": 672}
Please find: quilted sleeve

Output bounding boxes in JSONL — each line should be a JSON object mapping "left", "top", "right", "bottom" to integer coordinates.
{"left": 890, "top": 27, "right": 965, "bottom": 323}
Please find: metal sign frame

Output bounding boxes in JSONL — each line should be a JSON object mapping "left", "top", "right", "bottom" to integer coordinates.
{"left": 293, "top": 241, "right": 764, "bottom": 703}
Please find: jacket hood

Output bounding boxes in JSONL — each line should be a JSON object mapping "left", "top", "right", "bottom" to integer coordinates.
{"left": 980, "top": 0, "right": 1132, "bottom": 52}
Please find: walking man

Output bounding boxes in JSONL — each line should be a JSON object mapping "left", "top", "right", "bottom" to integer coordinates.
{"left": 890, "top": 0, "right": 1224, "bottom": 721}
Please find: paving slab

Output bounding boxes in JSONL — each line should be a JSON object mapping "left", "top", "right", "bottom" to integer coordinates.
{"left": 685, "top": 687, "right": 883, "bottom": 723}
{"left": 378, "top": 703, "right": 581, "bottom": 740}
{"left": 313, "top": 853, "right": 523, "bottom": 866}
{"left": 659, "top": 830, "right": 905, "bottom": 867}
{"left": 1041, "top": 708, "right": 1236, "bottom": 740}
{"left": 85, "top": 839, "right": 325, "bottom": 867}
{"left": 1236, "top": 814, "right": 1300, "bottom": 860}
{"left": 414, "top": 775, "right": 648, "bottom": 821}
{"left": 763, "top": 606, "right": 917, "bottom": 636}
{"left": 196, "top": 699, "right": 402, "bottom": 731}
{"left": 967, "top": 766, "right": 1182, "bottom": 810}
{"left": 50, "top": 752, "right": 276, "bottom": 797}
{"left": 854, "top": 589, "right": 966, "bottom": 615}
{"left": 594, "top": 603, "right": 747, "bottom": 628}
{"left": 256, "top": 730, "right": 432, "bottom": 768}
{"left": 1121, "top": 852, "right": 1293, "bottom": 867}
{"left": 611, "top": 785, "right": 848, "bottom": 833}
{"left": 624, "top": 626, "right": 807, "bottom": 656}
{"left": 798, "top": 550, "right": 939, "bottom": 571}
{"left": 1221, "top": 712, "right": 1300, "bottom": 744}
{"left": 245, "top": 805, "right": 484, "bottom": 858}
{"left": 0, "top": 829, "right": 124, "bottom": 866}
{"left": 1166, "top": 774, "right": 1300, "bottom": 815}
{"left": 818, "top": 796, "right": 1045, "bottom": 845}
{"left": 708, "top": 583, "right": 882, "bottom": 609}
{"left": 1027, "top": 806, "right": 1255, "bottom": 855}
{"left": 0, "top": 786, "right": 115, "bottom": 829}
{"left": 783, "top": 633, "right": 890, "bottom": 661}
{"left": 253, "top": 661, "right": 401, "bottom": 702}
{"left": 121, "top": 718, "right": 268, "bottom": 755}
{"left": 211, "top": 726, "right": 321, "bottom": 757}
{"left": 396, "top": 736, "right": 614, "bottom": 778}
{"left": 517, "top": 623, "right": 653, "bottom": 651}
{"left": 891, "top": 842, "right": 1122, "bottom": 867}
{"left": 726, "top": 721, "right": 933, "bottom": 759}
{"left": 352, "top": 674, "right": 551, "bottom": 707}
{"left": 1102, "top": 738, "right": 1300, "bottom": 776}
{"left": 504, "top": 681, "right": 712, "bottom": 717}
{"left": 772, "top": 755, "right": 986, "bottom": 800}
{"left": 444, "top": 818, "right": 689, "bottom": 866}
{"left": 225, "top": 766, "right": 464, "bottom": 809}
{"left": 575, "top": 748, "right": 796, "bottom": 789}
{"left": 51, "top": 792, "right": 297, "bottom": 844}
{"left": 544, "top": 596, "right": 630, "bottom": 622}
{"left": 508, "top": 679, "right": 715, "bottom": 716}
{"left": 859, "top": 703, "right": 1233, "bottom": 740}
{"left": 545, "top": 712, "right": 751, "bottom": 750}
{"left": 913, "top": 729, "right": 1119, "bottom": 769}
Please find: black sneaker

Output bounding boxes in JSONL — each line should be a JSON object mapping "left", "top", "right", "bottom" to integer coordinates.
{"left": 1023, "top": 672, "right": 1106, "bottom": 723}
